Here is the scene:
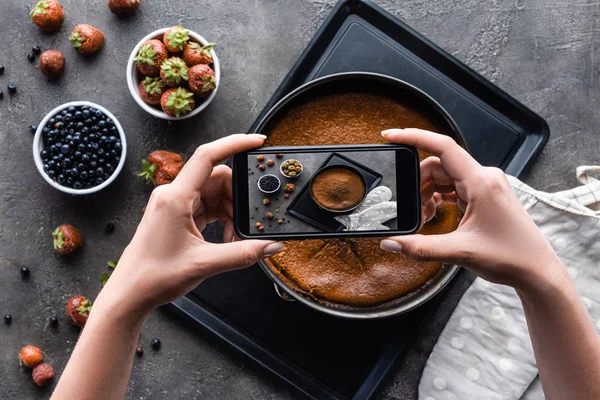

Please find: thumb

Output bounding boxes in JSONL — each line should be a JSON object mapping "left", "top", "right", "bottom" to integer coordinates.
{"left": 380, "top": 232, "right": 466, "bottom": 264}
{"left": 194, "top": 240, "right": 284, "bottom": 278}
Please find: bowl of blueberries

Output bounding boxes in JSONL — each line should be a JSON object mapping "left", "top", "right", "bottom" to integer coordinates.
{"left": 32, "top": 101, "right": 127, "bottom": 195}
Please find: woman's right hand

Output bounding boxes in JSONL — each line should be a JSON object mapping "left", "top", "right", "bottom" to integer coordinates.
{"left": 380, "top": 128, "right": 565, "bottom": 291}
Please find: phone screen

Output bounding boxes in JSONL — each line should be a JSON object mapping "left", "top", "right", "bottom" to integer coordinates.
{"left": 233, "top": 144, "right": 420, "bottom": 240}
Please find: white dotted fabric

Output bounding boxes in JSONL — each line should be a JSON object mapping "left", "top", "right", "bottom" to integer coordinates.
{"left": 419, "top": 166, "right": 600, "bottom": 400}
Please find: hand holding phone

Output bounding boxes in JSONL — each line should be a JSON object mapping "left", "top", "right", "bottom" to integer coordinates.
{"left": 233, "top": 144, "right": 421, "bottom": 240}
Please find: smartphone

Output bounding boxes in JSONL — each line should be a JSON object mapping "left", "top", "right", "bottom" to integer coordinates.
{"left": 233, "top": 144, "right": 420, "bottom": 240}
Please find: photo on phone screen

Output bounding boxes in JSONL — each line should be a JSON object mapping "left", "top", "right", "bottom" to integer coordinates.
{"left": 233, "top": 144, "right": 420, "bottom": 240}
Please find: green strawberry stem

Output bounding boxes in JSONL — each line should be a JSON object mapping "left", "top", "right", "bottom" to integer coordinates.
{"left": 143, "top": 77, "right": 165, "bottom": 95}
{"left": 166, "top": 88, "right": 194, "bottom": 117}
{"left": 135, "top": 44, "right": 157, "bottom": 66}
{"left": 137, "top": 159, "right": 157, "bottom": 185}
{"left": 76, "top": 299, "right": 93, "bottom": 315}
{"left": 30, "top": 0, "right": 50, "bottom": 17}
{"left": 162, "top": 59, "right": 188, "bottom": 85}
{"left": 166, "top": 24, "right": 190, "bottom": 51}
{"left": 52, "top": 228, "right": 64, "bottom": 250}
{"left": 201, "top": 75, "right": 216, "bottom": 92}
{"left": 69, "top": 32, "right": 85, "bottom": 49}
{"left": 202, "top": 43, "right": 216, "bottom": 56}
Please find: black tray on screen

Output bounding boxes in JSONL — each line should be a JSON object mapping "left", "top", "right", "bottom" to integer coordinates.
{"left": 168, "top": 1, "right": 550, "bottom": 399}
{"left": 287, "top": 153, "right": 383, "bottom": 232}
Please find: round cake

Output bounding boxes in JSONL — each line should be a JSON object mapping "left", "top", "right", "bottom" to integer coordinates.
{"left": 263, "top": 91, "right": 461, "bottom": 307}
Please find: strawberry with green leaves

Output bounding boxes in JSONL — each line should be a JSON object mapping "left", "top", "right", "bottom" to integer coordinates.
{"left": 183, "top": 42, "right": 216, "bottom": 66}
{"left": 108, "top": 0, "right": 140, "bottom": 15}
{"left": 163, "top": 24, "right": 190, "bottom": 53}
{"left": 66, "top": 295, "right": 92, "bottom": 326}
{"left": 70, "top": 24, "right": 104, "bottom": 55}
{"left": 135, "top": 39, "right": 167, "bottom": 76}
{"left": 53, "top": 224, "right": 83, "bottom": 255}
{"left": 139, "top": 76, "right": 166, "bottom": 105}
{"left": 160, "top": 87, "right": 195, "bottom": 118}
{"left": 188, "top": 64, "right": 216, "bottom": 98}
{"left": 160, "top": 57, "right": 188, "bottom": 87}
{"left": 30, "top": 0, "right": 64, "bottom": 32}
{"left": 138, "top": 150, "right": 184, "bottom": 186}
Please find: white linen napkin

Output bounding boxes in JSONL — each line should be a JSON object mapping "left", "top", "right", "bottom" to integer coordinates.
{"left": 334, "top": 186, "right": 397, "bottom": 230}
{"left": 419, "top": 166, "right": 600, "bottom": 400}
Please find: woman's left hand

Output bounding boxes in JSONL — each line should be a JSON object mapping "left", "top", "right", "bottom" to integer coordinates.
{"left": 97, "top": 134, "right": 283, "bottom": 317}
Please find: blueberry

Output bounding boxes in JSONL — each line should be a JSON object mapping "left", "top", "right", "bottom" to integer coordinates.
{"left": 82, "top": 110, "right": 90, "bottom": 118}
{"left": 106, "top": 164, "right": 115, "bottom": 174}
{"left": 71, "top": 167, "right": 79, "bottom": 176}
{"left": 0, "top": 65, "right": 4, "bottom": 74}
{"left": 79, "top": 171, "right": 88, "bottom": 180}
{"left": 41, "top": 149, "right": 50, "bottom": 159}
{"left": 60, "top": 144, "right": 70, "bottom": 154}
{"left": 56, "top": 121, "right": 64, "bottom": 129}
{"left": 57, "top": 174, "right": 65, "bottom": 183}
{"left": 136, "top": 347, "right": 143, "bottom": 356}
{"left": 64, "top": 114, "right": 73, "bottom": 122}
{"left": 29, "top": 125, "right": 37, "bottom": 134}
{"left": 91, "top": 153, "right": 98, "bottom": 161}
{"left": 73, "top": 181, "right": 82, "bottom": 189}
{"left": 4, "top": 315, "right": 11, "bottom": 325}
{"left": 74, "top": 151, "right": 82, "bottom": 160}
{"left": 94, "top": 177, "right": 104, "bottom": 185}
{"left": 76, "top": 122, "right": 85, "bottom": 129}
{"left": 47, "top": 170, "right": 55, "bottom": 178}
{"left": 97, "top": 148, "right": 105, "bottom": 156}
{"left": 43, "top": 163, "right": 50, "bottom": 171}
{"left": 0, "top": 90, "right": 4, "bottom": 99}
{"left": 21, "top": 267, "right": 30, "bottom": 279}
{"left": 95, "top": 110, "right": 103, "bottom": 118}
{"left": 67, "top": 106, "right": 75, "bottom": 113}
{"left": 55, "top": 114, "right": 63, "bottom": 121}
{"left": 27, "top": 53, "right": 35, "bottom": 62}
{"left": 49, "top": 316, "right": 58, "bottom": 326}
{"left": 88, "top": 169, "right": 95, "bottom": 177}
{"left": 90, "top": 161, "right": 97, "bottom": 168}
{"left": 7, "top": 84, "right": 17, "bottom": 94}
{"left": 114, "top": 142, "right": 122, "bottom": 151}
{"left": 66, "top": 177, "right": 73, "bottom": 185}
{"left": 81, "top": 153, "right": 90, "bottom": 163}
{"left": 32, "top": 45, "right": 41, "bottom": 55}
{"left": 96, "top": 167, "right": 104, "bottom": 177}
{"left": 105, "top": 222, "right": 115, "bottom": 233}
{"left": 84, "top": 118, "right": 92, "bottom": 125}
{"left": 151, "top": 338, "right": 161, "bottom": 350}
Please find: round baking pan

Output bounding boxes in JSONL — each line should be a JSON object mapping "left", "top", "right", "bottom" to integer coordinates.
{"left": 254, "top": 72, "right": 468, "bottom": 319}
{"left": 309, "top": 164, "right": 367, "bottom": 213}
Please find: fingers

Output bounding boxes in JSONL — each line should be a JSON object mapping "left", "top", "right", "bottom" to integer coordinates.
{"left": 196, "top": 165, "right": 233, "bottom": 215}
{"left": 382, "top": 128, "right": 480, "bottom": 180}
{"left": 420, "top": 156, "right": 454, "bottom": 187}
{"left": 194, "top": 240, "right": 284, "bottom": 278}
{"left": 173, "top": 133, "right": 266, "bottom": 193}
{"left": 380, "top": 232, "right": 469, "bottom": 264}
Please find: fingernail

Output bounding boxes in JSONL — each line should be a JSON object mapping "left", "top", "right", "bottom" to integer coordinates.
{"left": 250, "top": 133, "right": 267, "bottom": 139}
{"left": 263, "top": 242, "right": 284, "bottom": 257}
{"left": 380, "top": 239, "right": 403, "bottom": 253}
{"left": 382, "top": 129, "right": 402, "bottom": 136}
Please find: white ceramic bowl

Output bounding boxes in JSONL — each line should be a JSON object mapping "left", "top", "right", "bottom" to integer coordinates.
{"left": 126, "top": 27, "right": 220, "bottom": 120}
{"left": 257, "top": 174, "right": 281, "bottom": 194}
{"left": 32, "top": 101, "right": 127, "bottom": 195}
{"left": 279, "top": 158, "right": 303, "bottom": 178}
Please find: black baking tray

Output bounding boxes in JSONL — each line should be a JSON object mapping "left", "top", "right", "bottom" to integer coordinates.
{"left": 168, "top": 0, "right": 550, "bottom": 399}
{"left": 287, "top": 153, "right": 383, "bottom": 232}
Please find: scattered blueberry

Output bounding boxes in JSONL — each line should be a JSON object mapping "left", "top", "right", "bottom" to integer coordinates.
{"left": 48, "top": 316, "right": 58, "bottom": 326}
{"left": 32, "top": 45, "right": 41, "bottom": 55}
{"left": 151, "top": 338, "right": 161, "bottom": 350}
{"left": 105, "top": 222, "right": 115, "bottom": 233}
{"left": 29, "top": 125, "right": 37, "bottom": 134}
{"left": 20, "top": 267, "right": 30, "bottom": 279}
{"left": 0, "top": 90, "right": 3, "bottom": 99}
{"left": 7, "top": 84, "right": 16, "bottom": 94}
{"left": 136, "top": 347, "right": 143, "bottom": 356}
{"left": 4, "top": 314, "right": 12, "bottom": 325}
{"left": 27, "top": 53, "right": 35, "bottom": 62}
{"left": 0, "top": 65, "right": 4, "bottom": 74}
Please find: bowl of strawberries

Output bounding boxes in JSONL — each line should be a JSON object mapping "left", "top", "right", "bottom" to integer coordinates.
{"left": 126, "top": 25, "right": 220, "bottom": 120}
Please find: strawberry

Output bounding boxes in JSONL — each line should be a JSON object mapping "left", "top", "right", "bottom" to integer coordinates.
{"left": 19, "top": 345, "right": 43, "bottom": 368}
{"left": 160, "top": 88, "right": 195, "bottom": 118}
{"left": 188, "top": 64, "right": 216, "bottom": 98}
{"left": 138, "top": 150, "right": 184, "bottom": 186}
{"left": 32, "top": 363, "right": 55, "bottom": 386}
{"left": 108, "top": 0, "right": 140, "bottom": 15}
{"left": 39, "top": 50, "right": 65, "bottom": 80}
{"left": 163, "top": 25, "right": 190, "bottom": 53}
{"left": 69, "top": 24, "right": 105, "bottom": 55}
{"left": 159, "top": 57, "right": 188, "bottom": 87}
{"left": 139, "top": 76, "right": 166, "bottom": 105}
{"left": 134, "top": 39, "right": 167, "bottom": 77}
{"left": 52, "top": 224, "right": 83, "bottom": 255}
{"left": 183, "top": 42, "right": 215, "bottom": 67}
{"left": 30, "top": 0, "right": 64, "bottom": 33}
{"left": 283, "top": 183, "right": 295, "bottom": 193}
{"left": 66, "top": 295, "right": 92, "bottom": 326}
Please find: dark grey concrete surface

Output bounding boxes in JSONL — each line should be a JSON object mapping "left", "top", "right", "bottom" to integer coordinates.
{"left": 0, "top": 0, "right": 598, "bottom": 399}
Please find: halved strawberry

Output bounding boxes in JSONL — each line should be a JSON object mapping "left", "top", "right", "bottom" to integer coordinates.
{"left": 53, "top": 224, "right": 83, "bottom": 255}
{"left": 66, "top": 295, "right": 92, "bottom": 326}
{"left": 139, "top": 76, "right": 166, "bottom": 105}
{"left": 160, "top": 57, "right": 188, "bottom": 87}
{"left": 163, "top": 25, "right": 189, "bottom": 53}
{"left": 138, "top": 150, "right": 184, "bottom": 186}
{"left": 19, "top": 345, "right": 43, "bottom": 368}
{"left": 183, "top": 42, "right": 215, "bottom": 66}
{"left": 30, "top": 0, "right": 64, "bottom": 32}
{"left": 160, "top": 87, "right": 195, "bottom": 118}
{"left": 188, "top": 64, "right": 216, "bottom": 98}
{"left": 70, "top": 24, "right": 104, "bottom": 55}
{"left": 135, "top": 39, "right": 167, "bottom": 77}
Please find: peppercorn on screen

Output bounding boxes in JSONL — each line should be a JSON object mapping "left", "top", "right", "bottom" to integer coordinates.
{"left": 245, "top": 149, "right": 401, "bottom": 234}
